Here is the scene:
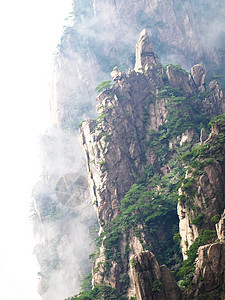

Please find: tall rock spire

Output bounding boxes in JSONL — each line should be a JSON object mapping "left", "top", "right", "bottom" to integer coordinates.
{"left": 135, "top": 29, "right": 158, "bottom": 72}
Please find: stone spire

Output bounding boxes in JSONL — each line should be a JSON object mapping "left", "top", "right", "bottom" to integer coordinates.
{"left": 135, "top": 29, "right": 158, "bottom": 72}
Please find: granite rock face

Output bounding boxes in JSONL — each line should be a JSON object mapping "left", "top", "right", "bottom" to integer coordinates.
{"left": 190, "top": 65, "right": 205, "bottom": 93}
{"left": 79, "top": 32, "right": 167, "bottom": 228}
{"left": 189, "top": 243, "right": 225, "bottom": 299}
{"left": 79, "top": 31, "right": 225, "bottom": 298}
{"left": 216, "top": 211, "right": 225, "bottom": 242}
{"left": 178, "top": 158, "right": 225, "bottom": 258}
{"left": 52, "top": 0, "right": 225, "bottom": 130}
{"left": 135, "top": 29, "right": 158, "bottom": 72}
{"left": 178, "top": 119, "right": 225, "bottom": 259}
{"left": 130, "top": 251, "right": 181, "bottom": 300}
{"left": 35, "top": 1, "right": 225, "bottom": 299}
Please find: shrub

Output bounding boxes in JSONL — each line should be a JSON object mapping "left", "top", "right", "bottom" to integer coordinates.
{"left": 95, "top": 80, "right": 113, "bottom": 93}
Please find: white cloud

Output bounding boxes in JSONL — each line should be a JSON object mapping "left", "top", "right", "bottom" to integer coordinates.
{"left": 0, "top": 0, "right": 72, "bottom": 299}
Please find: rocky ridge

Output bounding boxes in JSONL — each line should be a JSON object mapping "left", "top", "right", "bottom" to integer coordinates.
{"left": 34, "top": 1, "right": 225, "bottom": 299}
{"left": 79, "top": 30, "right": 225, "bottom": 299}
{"left": 52, "top": 0, "right": 225, "bottom": 129}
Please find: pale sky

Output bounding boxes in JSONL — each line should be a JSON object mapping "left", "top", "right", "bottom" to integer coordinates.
{"left": 0, "top": 0, "right": 72, "bottom": 299}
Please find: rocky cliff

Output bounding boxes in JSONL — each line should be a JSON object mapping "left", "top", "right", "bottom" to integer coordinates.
{"left": 52, "top": 0, "right": 225, "bottom": 129}
{"left": 77, "top": 31, "right": 225, "bottom": 299}
{"left": 34, "top": 1, "right": 225, "bottom": 299}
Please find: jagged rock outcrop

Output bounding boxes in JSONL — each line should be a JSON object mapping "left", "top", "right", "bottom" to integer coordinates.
{"left": 188, "top": 242, "right": 225, "bottom": 299}
{"left": 35, "top": 1, "right": 225, "bottom": 299}
{"left": 79, "top": 32, "right": 174, "bottom": 296}
{"left": 135, "top": 29, "right": 158, "bottom": 72}
{"left": 200, "top": 128, "right": 207, "bottom": 144}
{"left": 204, "top": 80, "right": 225, "bottom": 119}
{"left": 130, "top": 251, "right": 181, "bottom": 300}
{"left": 177, "top": 116, "right": 225, "bottom": 299}
{"left": 190, "top": 65, "right": 205, "bottom": 93}
{"left": 166, "top": 66, "right": 195, "bottom": 96}
{"left": 52, "top": 0, "right": 225, "bottom": 131}
{"left": 216, "top": 211, "right": 225, "bottom": 242}
{"left": 79, "top": 31, "right": 225, "bottom": 299}
{"left": 79, "top": 33, "right": 168, "bottom": 227}
{"left": 178, "top": 117, "right": 225, "bottom": 258}
{"left": 178, "top": 159, "right": 225, "bottom": 258}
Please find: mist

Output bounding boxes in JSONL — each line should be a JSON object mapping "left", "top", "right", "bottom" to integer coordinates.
{"left": 33, "top": 1, "right": 225, "bottom": 299}
{"left": 32, "top": 128, "right": 98, "bottom": 299}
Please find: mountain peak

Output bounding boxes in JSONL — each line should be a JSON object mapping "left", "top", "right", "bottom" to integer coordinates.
{"left": 135, "top": 29, "right": 158, "bottom": 72}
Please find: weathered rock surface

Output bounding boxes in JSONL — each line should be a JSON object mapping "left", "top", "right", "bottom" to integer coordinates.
{"left": 135, "top": 29, "right": 158, "bottom": 72}
{"left": 190, "top": 65, "right": 205, "bottom": 93}
{"left": 35, "top": 1, "right": 225, "bottom": 299}
{"left": 166, "top": 66, "right": 195, "bottom": 96}
{"left": 178, "top": 144, "right": 225, "bottom": 258}
{"left": 130, "top": 251, "right": 181, "bottom": 300}
{"left": 200, "top": 128, "right": 208, "bottom": 144}
{"left": 79, "top": 31, "right": 225, "bottom": 298}
{"left": 79, "top": 34, "right": 172, "bottom": 294}
{"left": 189, "top": 242, "right": 225, "bottom": 299}
{"left": 52, "top": 0, "right": 225, "bottom": 131}
{"left": 200, "top": 80, "right": 225, "bottom": 120}
{"left": 216, "top": 211, "right": 225, "bottom": 242}
{"left": 79, "top": 35, "right": 167, "bottom": 227}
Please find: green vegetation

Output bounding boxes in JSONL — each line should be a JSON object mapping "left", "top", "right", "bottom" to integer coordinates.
{"left": 152, "top": 280, "right": 162, "bottom": 292}
{"left": 178, "top": 230, "right": 217, "bottom": 288}
{"left": 94, "top": 155, "right": 184, "bottom": 280}
{"left": 95, "top": 81, "right": 113, "bottom": 93}
{"left": 210, "top": 214, "right": 220, "bottom": 223}
{"left": 209, "top": 113, "right": 225, "bottom": 127}
{"left": 191, "top": 213, "right": 204, "bottom": 226}
{"left": 181, "top": 115, "right": 225, "bottom": 170}
{"left": 74, "top": 62, "right": 225, "bottom": 299}
{"left": 164, "top": 64, "right": 189, "bottom": 75}
{"left": 80, "top": 272, "right": 92, "bottom": 292}
{"left": 67, "top": 285, "right": 129, "bottom": 300}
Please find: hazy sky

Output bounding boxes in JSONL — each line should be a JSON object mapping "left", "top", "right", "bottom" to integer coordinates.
{"left": 0, "top": 0, "right": 72, "bottom": 299}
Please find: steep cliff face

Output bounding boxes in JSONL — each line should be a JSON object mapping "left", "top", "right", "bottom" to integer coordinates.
{"left": 34, "top": 1, "right": 225, "bottom": 299}
{"left": 177, "top": 113, "right": 225, "bottom": 259}
{"left": 93, "top": 0, "right": 225, "bottom": 68}
{"left": 78, "top": 31, "right": 225, "bottom": 299}
{"left": 177, "top": 117, "right": 225, "bottom": 299}
{"left": 79, "top": 30, "right": 165, "bottom": 228}
{"left": 131, "top": 251, "right": 181, "bottom": 300}
{"left": 52, "top": 0, "right": 225, "bottom": 130}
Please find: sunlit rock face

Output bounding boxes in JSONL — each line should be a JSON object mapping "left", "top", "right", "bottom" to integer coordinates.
{"left": 79, "top": 32, "right": 167, "bottom": 228}
{"left": 190, "top": 64, "right": 205, "bottom": 93}
{"left": 79, "top": 34, "right": 173, "bottom": 296}
{"left": 93, "top": 0, "right": 225, "bottom": 67}
{"left": 177, "top": 158, "right": 225, "bottom": 258}
{"left": 130, "top": 251, "right": 181, "bottom": 300}
{"left": 78, "top": 27, "right": 225, "bottom": 299}
{"left": 51, "top": 0, "right": 225, "bottom": 132}
{"left": 34, "top": 1, "right": 225, "bottom": 299}
{"left": 135, "top": 29, "right": 158, "bottom": 72}
{"left": 79, "top": 30, "right": 225, "bottom": 298}
{"left": 216, "top": 211, "right": 225, "bottom": 242}
{"left": 189, "top": 243, "right": 225, "bottom": 299}
{"left": 178, "top": 119, "right": 225, "bottom": 259}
